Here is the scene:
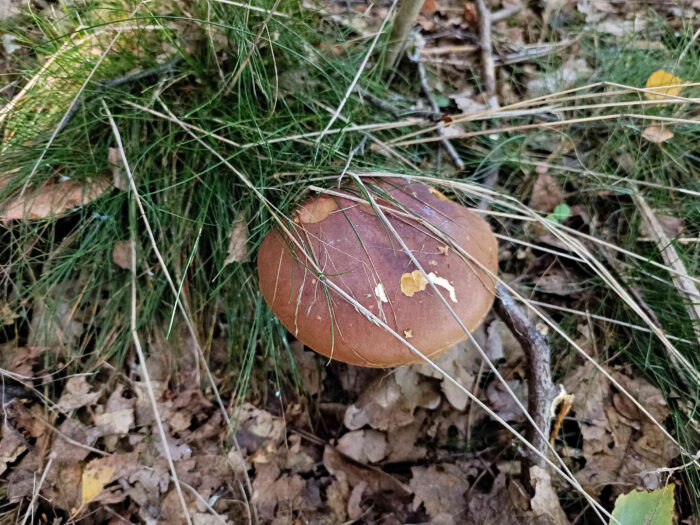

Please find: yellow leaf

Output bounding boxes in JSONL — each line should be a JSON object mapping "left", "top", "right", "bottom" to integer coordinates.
{"left": 645, "top": 70, "right": 684, "bottom": 100}
{"left": 81, "top": 464, "right": 114, "bottom": 506}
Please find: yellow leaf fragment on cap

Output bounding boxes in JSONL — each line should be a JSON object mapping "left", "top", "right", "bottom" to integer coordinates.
{"left": 401, "top": 270, "right": 429, "bottom": 297}
{"left": 428, "top": 186, "right": 452, "bottom": 202}
{"left": 404, "top": 329, "right": 413, "bottom": 338}
{"left": 645, "top": 70, "right": 685, "bottom": 100}
{"left": 296, "top": 197, "right": 339, "bottom": 224}
{"left": 400, "top": 270, "right": 458, "bottom": 302}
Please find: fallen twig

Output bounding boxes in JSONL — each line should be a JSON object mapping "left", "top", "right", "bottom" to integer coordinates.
{"left": 416, "top": 43, "right": 465, "bottom": 170}
{"left": 475, "top": 0, "right": 498, "bottom": 110}
{"left": 384, "top": 0, "right": 424, "bottom": 71}
{"left": 475, "top": 0, "right": 501, "bottom": 207}
{"left": 494, "top": 283, "right": 559, "bottom": 477}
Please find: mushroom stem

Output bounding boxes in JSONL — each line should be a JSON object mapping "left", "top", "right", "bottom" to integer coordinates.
{"left": 494, "top": 283, "right": 559, "bottom": 489}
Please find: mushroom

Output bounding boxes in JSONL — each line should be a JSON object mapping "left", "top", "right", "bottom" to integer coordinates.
{"left": 257, "top": 177, "right": 498, "bottom": 367}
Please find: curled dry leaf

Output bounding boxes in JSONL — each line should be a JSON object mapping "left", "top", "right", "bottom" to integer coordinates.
{"left": 416, "top": 328, "right": 486, "bottom": 411}
{"left": 530, "top": 174, "right": 563, "bottom": 213}
{"left": 108, "top": 147, "right": 129, "bottom": 191}
{"left": 112, "top": 240, "right": 134, "bottom": 270}
{"left": 344, "top": 366, "right": 440, "bottom": 432}
{"left": 0, "top": 423, "right": 27, "bottom": 475}
{"left": 57, "top": 376, "right": 101, "bottom": 411}
{"left": 337, "top": 429, "right": 388, "bottom": 464}
{"left": 642, "top": 125, "right": 674, "bottom": 143}
{"left": 0, "top": 177, "right": 110, "bottom": 222}
{"left": 564, "top": 362, "right": 679, "bottom": 497}
{"left": 224, "top": 216, "right": 250, "bottom": 265}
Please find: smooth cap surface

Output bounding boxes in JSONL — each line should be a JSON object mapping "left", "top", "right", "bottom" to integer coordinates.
{"left": 257, "top": 177, "right": 498, "bottom": 367}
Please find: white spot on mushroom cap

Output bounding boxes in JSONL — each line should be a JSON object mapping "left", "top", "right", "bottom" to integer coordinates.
{"left": 428, "top": 272, "right": 458, "bottom": 303}
{"left": 374, "top": 283, "right": 389, "bottom": 303}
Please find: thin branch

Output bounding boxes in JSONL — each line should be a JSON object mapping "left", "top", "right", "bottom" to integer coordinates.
{"left": 19, "top": 452, "right": 56, "bottom": 525}
{"left": 495, "top": 284, "right": 558, "bottom": 476}
{"left": 103, "top": 100, "right": 192, "bottom": 525}
{"left": 475, "top": 0, "right": 498, "bottom": 109}
{"left": 384, "top": 0, "right": 424, "bottom": 71}
{"left": 416, "top": 44, "right": 465, "bottom": 170}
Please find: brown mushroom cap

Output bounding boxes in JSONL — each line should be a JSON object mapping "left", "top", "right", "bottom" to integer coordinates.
{"left": 257, "top": 177, "right": 498, "bottom": 367}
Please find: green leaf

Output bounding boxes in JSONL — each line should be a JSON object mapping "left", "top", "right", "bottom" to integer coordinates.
{"left": 434, "top": 96, "right": 450, "bottom": 108}
{"left": 546, "top": 203, "right": 571, "bottom": 223}
{"left": 610, "top": 485, "right": 675, "bottom": 525}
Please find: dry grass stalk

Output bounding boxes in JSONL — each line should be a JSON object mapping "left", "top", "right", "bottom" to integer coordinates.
{"left": 633, "top": 194, "right": 700, "bottom": 345}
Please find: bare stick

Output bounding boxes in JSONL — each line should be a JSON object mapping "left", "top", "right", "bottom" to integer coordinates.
{"left": 416, "top": 47, "right": 465, "bottom": 170}
{"left": 384, "top": 0, "right": 424, "bottom": 71}
{"left": 19, "top": 452, "right": 56, "bottom": 525}
{"left": 475, "top": 0, "right": 498, "bottom": 109}
{"left": 494, "top": 283, "right": 558, "bottom": 475}
{"left": 475, "top": 0, "right": 501, "bottom": 206}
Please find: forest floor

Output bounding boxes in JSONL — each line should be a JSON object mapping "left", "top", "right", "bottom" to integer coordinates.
{"left": 0, "top": 0, "right": 698, "bottom": 523}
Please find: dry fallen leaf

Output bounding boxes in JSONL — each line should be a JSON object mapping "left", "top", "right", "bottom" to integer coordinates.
{"left": 81, "top": 463, "right": 115, "bottom": 506}
{"left": 0, "top": 178, "right": 110, "bottom": 222}
{"left": 112, "top": 240, "right": 134, "bottom": 270}
{"left": 645, "top": 70, "right": 685, "bottom": 100}
{"left": 0, "top": 424, "right": 27, "bottom": 475}
{"left": 530, "top": 174, "right": 563, "bottom": 213}
{"left": 344, "top": 366, "right": 440, "bottom": 432}
{"left": 410, "top": 464, "right": 469, "bottom": 519}
{"left": 462, "top": 2, "right": 478, "bottom": 25}
{"left": 564, "top": 362, "right": 679, "bottom": 497}
{"left": 337, "top": 429, "right": 388, "bottom": 464}
{"left": 224, "top": 216, "right": 250, "bottom": 265}
{"left": 57, "top": 376, "right": 101, "bottom": 411}
{"left": 108, "top": 147, "right": 129, "bottom": 191}
{"left": 639, "top": 214, "right": 684, "bottom": 239}
{"left": 642, "top": 125, "right": 674, "bottom": 143}
{"left": 416, "top": 328, "right": 485, "bottom": 410}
